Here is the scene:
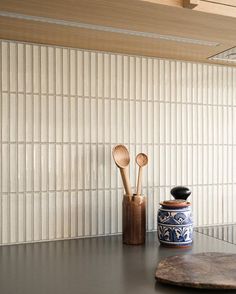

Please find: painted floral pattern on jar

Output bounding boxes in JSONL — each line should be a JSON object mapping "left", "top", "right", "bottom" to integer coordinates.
{"left": 157, "top": 199, "right": 193, "bottom": 247}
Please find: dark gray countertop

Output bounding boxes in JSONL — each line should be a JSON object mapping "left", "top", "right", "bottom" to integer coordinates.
{"left": 1, "top": 230, "right": 236, "bottom": 294}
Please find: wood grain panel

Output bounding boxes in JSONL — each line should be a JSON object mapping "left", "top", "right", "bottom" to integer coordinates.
{"left": 141, "top": 0, "right": 183, "bottom": 6}
{"left": 1, "top": 0, "right": 236, "bottom": 64}
{"left": 0, "top": 16, "right": 232, "bottom": 64}
{"left": 194, "top": 1, "right": 236, "bottom": 18}
{"left": 1, "top": 0, "right": 236, "bottom": 41}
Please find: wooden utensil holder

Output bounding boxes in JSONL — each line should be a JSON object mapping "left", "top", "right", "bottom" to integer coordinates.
{"left": 122, "top": 195, "right": 146, "bottom": 245}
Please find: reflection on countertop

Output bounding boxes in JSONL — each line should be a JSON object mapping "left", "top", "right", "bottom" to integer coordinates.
{"left": 196, "top": 224, "right": 236, "bottom": 245}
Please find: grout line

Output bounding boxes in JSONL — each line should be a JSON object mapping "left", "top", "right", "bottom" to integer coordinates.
{"left": 0, "top": 36, "right": 2, "bottom": 244}
{"left": 102, "top": 53, "right": 106, "bottom": 235}
{"left": 23, "top": 43, "right": 27, "bottom": 242}
{"left": 115, "top": 54, "right": 118, "bottom": 234}
{"left": 221, "top": 69, "right": 224, "bottom": 225}
{"left": 216, "top": 66, "right": 220, "bottom": 229}
{"left": 75, "top": 49, "right": 79, "bottom": 238}
{"left": 53, "top": 46, "right": 57, "bottom": 240}
{"left": 61, "top": 48, "right": 64, "bottom": 239}
{"left": 201, "top": 64, "right": 204, "bottom": 226}
{"left": 119, "top": 55, "right": 124, "bottom": 234}
{"left": 46, "top": 46, "right": 49, "bottom": 241}
{"left": 133, "top": 56, "right": 137, "bottom": 196}
{"left": 7, "top": 41, "right": 10, "bottom": 244}
{"left": 68, "top": 47, "right": 72, "bottom": 238}
{"left": 146, "top": 57, "right": 150, "bottom": 229}
{"left": 31, "top": 44, "right": 34, "bottom": 242}
{"left": 185, "top": 64, "right": 188, "bottom": 189}
{"left": 152, "top": 58, "right": 155, "bottom": 230}
{"left": 109, "top": 53, "right": 112, "bottom": 235}
{"left": 2, "top": 90, "right": 236, "bottom": 107}
{"left": 211, "top": 66, "right": 214, "bottom": 225}
{"left": 196, "top": 63, "right": 199, "bottom": 226}
{"left": 89, "top": 51, "right": 92, "bottom": 236}
{"left": 158, "top": 59, "right": 162, "bottom": 208}
{"left": 174, "top": 62, "right": 177, "bottom": 190}
{"left": 179, "top": 62, "right": 183, "bottom": 185}
{"left": 140, "top": 57, "right": 143, "bottom": 195}
{"left": 0, "top": 183, "right": 236, "bottom": 194}
{"left": 15, "top": 43, "right": 19, "bottom": 242}
{"left": 226, "top": 67, "right": 229, "bottom": 226}
{"left": 95, "top": 52, "right": 99, "bottom": 236}
{"left": 169, "top": 62, "right": 173, "bottom": 189}
{"left": 232, "top": 68, "right": 235, "bottom": 224}
{"left": 38, "top": 45, "right": 42, "bottom": 241}
{"left": 207, "top": 65, "right": 210, "bottom": 225}
{"left": 82, "top": 51, "right": 85, "bottom": 237}
{"left": 3, "top": 141, "right": 236, "bottom": 147}
{"left": 191, "top": 63, "right": 194, "bottom": 223}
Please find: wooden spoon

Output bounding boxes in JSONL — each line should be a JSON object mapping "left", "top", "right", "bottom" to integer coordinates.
{"left": 136, "top": 153, "right": 148, "bottom": 196}
{"left": 112, "top": 145, "right": 132, "bottom": 196}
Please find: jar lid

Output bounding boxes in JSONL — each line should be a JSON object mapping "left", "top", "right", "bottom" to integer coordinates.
{"left": 160, "top": 199, "right": 191, "bottom": 208}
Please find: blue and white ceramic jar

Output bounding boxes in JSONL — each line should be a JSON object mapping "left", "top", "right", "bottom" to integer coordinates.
{"left": 157, "top": 200, "right": 193, "bottom": 247}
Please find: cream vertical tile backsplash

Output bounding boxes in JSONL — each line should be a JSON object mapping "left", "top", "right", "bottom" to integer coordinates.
{"left": 1, "top": 39, "right": 236, "bottom": 245}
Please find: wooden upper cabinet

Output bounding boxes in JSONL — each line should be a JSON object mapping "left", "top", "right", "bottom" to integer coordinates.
{"left": 0, "top": 0, "right": 236, "bottom": 66}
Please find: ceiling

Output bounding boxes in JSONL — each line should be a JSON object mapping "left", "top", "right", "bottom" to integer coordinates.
{"left": 0, "top": 0, "right": 236, "bottom": 66}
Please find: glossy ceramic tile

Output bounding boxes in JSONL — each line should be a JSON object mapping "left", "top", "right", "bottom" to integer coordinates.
{"left": 1, "top": 39, "right": 236, "bottom": 244}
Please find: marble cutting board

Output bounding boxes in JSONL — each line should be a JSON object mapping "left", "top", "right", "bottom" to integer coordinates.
{"left": 156, "top": 252, "right": 236, "bottom": 289}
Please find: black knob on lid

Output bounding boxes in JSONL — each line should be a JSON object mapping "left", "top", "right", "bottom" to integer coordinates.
{"left": 170, "top": 186, "right": 191, "bottom": 200}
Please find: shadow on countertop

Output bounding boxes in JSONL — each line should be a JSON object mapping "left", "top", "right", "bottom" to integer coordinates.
{"left": 155, "top": 282, "right": 235, "bottom": 293}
